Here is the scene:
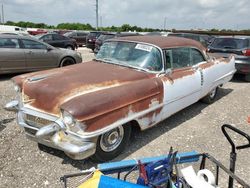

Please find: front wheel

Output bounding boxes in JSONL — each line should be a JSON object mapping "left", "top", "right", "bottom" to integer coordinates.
{"left": 201, "top": 87, "right": 218, "bottom": 104}
{"left": 60, "top": 57, "right": 75, "bottom": 67}
{"left": 91, "top": 124, "right": 131, "bottom": 162}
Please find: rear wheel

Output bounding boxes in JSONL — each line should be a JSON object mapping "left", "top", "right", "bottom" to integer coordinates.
{"left": 91, "top": 124, "right": 131, "bottom": 162}
{"left": 60, "top": 57, "right": 75, "bottom": 67}
{"left": 201, "top": 87, "right": 218, "bottom": 104}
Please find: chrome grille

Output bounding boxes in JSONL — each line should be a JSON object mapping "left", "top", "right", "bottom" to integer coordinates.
{"left": 25, "top": 114, "right": 52, "bottom": 127}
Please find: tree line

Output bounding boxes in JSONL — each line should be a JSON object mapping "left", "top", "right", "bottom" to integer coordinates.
{"left": 4, "top": 21, "right": 250, "bottom": 34}
{"left": 4, "top": 21, "right": 166, "bottom": 32}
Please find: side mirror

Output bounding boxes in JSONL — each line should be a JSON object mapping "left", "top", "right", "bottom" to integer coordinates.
{"left": 47, "top": 47, "right": 53, "bottom": 51}
{"left": 165, "top": 68, "right": 172, "bottom": 75}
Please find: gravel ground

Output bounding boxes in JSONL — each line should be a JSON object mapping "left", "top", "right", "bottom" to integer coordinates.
{"left": 0, "top": 48, "right": 250, "bottom": 188}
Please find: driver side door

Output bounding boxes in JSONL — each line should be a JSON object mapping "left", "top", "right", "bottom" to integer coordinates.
{"left": 20, "top": 39, "right": 57, "bottom": 70}
{"left": 159, "top": 47, "right": 202, "bottom": 120}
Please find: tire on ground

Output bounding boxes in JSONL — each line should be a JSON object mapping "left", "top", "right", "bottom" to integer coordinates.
{"left": 91, "top": 124, "right": 131, "bottom": 162}
{"left": 201, "top": 87, "right": 218, "bottom": 104}
{"left": 60, "top": 57, "right": 75, "bottom": 67}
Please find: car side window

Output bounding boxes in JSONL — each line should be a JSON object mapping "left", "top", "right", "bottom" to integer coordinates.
{"left": 41, "top": 34, "right": 53, "bottom": 41}
{"left": 77, "top": 32, "right": 85, "bottom": 36}
{"left": 191, "top": 49, "right": 205, "bottom": 65}
{"left": 53, "top": 34, "right": 66, "bottom": 40}
{"left": 0, "top": 38, "right": 20, "bottom": 48}
{"left": 172, "top": 48, "right": 191, "bottom": 68}
{"left": 22, "top": 39, "right": 47, "bottom": 49}
{"left": 164, "top": 47, "right": 191, "bottom": 69}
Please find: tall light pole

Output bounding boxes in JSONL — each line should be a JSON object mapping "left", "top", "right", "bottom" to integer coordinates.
{"left": 0, "top": 6, "right": 2, "bottom": 24}
{"left": 163, "top": 17, "right": 167, "bottom": 30}
{"left": 96, "top": 0, "right": 98, "bottom": 30}
{"left": 1, "top": 4, "right": 4, "bottom": 24}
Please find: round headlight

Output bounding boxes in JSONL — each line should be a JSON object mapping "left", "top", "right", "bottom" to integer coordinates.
{"left": 14, "top": 85, "right": 20, "bottom": 92}
{"left": 62, "top": 110, "right": 75, "bottom": 127}
{"left": 63, "top": 115, "right": 74, "bottom": 126}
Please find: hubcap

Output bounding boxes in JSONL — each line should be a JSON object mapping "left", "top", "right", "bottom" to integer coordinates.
{"left": 210, "top": 88, "right": 216, "bottom": 98}
{"left": 100, "top": 126, "right": 124, "bottom": 152}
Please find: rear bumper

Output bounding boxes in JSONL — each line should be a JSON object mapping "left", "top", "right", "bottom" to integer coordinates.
{"left": 13, "top": 105, "right": 96, "bottom": 160}
{"left": 235, "top": 60, "right": 250, "bottom": 74}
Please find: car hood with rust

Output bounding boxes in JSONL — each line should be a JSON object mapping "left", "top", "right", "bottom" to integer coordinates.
{"left": 13, "top": 61, "right": 163, "bottom": 122}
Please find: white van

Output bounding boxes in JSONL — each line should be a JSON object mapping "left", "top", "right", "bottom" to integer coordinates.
{"left": 0, "top": 25, "right": 29, "bottom": 35}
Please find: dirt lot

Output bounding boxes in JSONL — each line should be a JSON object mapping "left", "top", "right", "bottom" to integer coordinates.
{"left": 0, "top": 48, "right": 250, "bottom": 188}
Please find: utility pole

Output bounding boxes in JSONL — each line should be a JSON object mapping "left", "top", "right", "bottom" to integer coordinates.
{"left": 95, "top": 0, "right": 98, "bottom": 30}
{"left": 0, "top": 6, "right": 2, "bottom": 24}
{"left": 1, "top": 4, "right": 4, "bottom": 24}
{"left": 100, "top": 15, "right": 102, "bottom": 28}
{"left": 163, "top": 17, "right": 167, "bottom": 30}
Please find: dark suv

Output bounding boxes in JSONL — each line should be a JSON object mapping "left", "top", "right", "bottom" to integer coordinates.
{"left": 168, "top": 33, "right": 214, "bottom": 47}
{"left": 35, "top": 33, "right": 77, "bottom": 50}
{"left": 64, "top": 31, "right": 89, "bottom": 46}
{"left": 86, "top": 31, "right": 107, "bottom": 51}
{"left": 208, "top": 36, "right": 250, "bottom": 81}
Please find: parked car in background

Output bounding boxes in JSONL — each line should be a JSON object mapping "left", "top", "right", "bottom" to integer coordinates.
{"left": 5, "top": 36, "right": 235, "bottom": 162}
{"left": 207, "top": 36, "right": 250, "bottom": 81}
{"left": 0, "top": 32, "right": 30, "bottom": 36}
{"left": 168, "top": 33, "right": 214, "bottom": 47}
{"left": 35, "top": 33, "right": 77, "bottom": 50}
{"left": 64, "top": 31, "right": 89, "bottom": 47}
{"left": 94, "top": 32, "right": 141, "bottom": 53}
{"left": 86, "top": 31, "right": 106, "bottom": 51}
{"left": 0, "top": 24, "right": 29, "bottom": 36}
{"left": 27, "top": 29, "right": 48, "bottom": 36}
{"left": 0, "top": 34, "right": 82, "bottom": 74}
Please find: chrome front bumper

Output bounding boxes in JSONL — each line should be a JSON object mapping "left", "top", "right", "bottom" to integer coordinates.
{"left": 6, "top": 101, "right": 96, "bottom": 160}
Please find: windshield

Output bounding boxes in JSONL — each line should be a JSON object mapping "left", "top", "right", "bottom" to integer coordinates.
{"left": 211, "top": 38, "right": 248, "bottom": 49}
{"left": 96, "top": 41, "right": 163, "bottom": 72}
{"left": 98, "top": 34, "right": 115, "bottom": 41}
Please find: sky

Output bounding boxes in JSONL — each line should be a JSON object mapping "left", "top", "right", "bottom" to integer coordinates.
{"left": 1, "top": 0, "right": 249, "bottom": 30}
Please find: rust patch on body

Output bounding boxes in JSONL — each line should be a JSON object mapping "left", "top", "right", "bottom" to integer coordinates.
{"left": 13, "top": 61, "right": 157, "bottom": 115}
{"left": 13, "top": 60, "right": 164, "bottom": 132}
{"left": 199, "top": 61, "right": 214, "bottom": 69}
{"left": 160, "top": 67, "right": 195, "bottom": 83}
{"left": 61, "top": 77, "right": 164, "bottom": 132}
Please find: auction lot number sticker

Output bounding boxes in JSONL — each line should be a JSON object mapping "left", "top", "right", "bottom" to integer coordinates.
{"left": 135, "top": 44, "right": 153, "bottom": 52}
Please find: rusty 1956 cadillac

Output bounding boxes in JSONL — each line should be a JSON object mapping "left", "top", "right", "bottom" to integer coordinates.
{"left": 5, "top": 36, "right": 236, "bottom": 162}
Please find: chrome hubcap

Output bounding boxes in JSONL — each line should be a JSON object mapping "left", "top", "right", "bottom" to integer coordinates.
{"left": 100, "top": 126, "right": 124, "bottom": 152}
{"left": 210, "top": 88, "right": 216, "bottom": 98}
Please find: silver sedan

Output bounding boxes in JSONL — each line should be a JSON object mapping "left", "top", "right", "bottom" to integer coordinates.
{"left": 0, "top": 34, "right": 82, "bottom": 74}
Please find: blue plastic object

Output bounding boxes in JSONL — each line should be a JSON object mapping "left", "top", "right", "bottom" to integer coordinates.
{"left": 98, "top": 151, "right": 200, "bottom": 175}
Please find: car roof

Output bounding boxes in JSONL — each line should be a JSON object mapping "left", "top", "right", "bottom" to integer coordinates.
{"left": 109, "top": 36, "right": 205, "bottom": 50}
{"left": 214, "top": 36, "right": 250, "bottom": 40}
{"left": 0, "top": 34, "right": 35, "bottom": 40}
